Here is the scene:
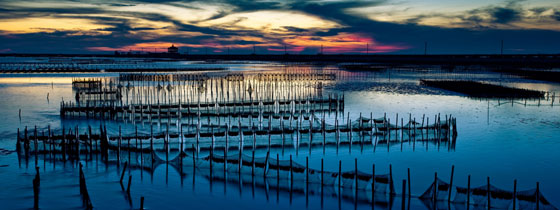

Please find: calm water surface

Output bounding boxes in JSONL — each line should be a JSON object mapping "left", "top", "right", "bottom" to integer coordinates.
{"left": 0, "top": 62, "right": 559, "bottom": 210}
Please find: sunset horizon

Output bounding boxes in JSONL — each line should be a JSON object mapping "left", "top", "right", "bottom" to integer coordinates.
{"left": 1, "top": 0, "right": 560, "bottom": 54}
{"left": 1, "top": 1, "right": 560, "bottom": 210}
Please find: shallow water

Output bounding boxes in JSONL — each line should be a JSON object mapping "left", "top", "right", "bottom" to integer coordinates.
{"left": 0, "top": 61, "right": 559, "bottom": 210}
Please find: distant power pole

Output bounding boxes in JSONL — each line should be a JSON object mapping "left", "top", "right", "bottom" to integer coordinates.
{"left": 424, "top": 42, "right": 428, "bottom": 55}
{"left": 366, "top": 43, "right": 369, "bottom": 55}
{"left": 501, "top": 40, "right": 504, "bottom": 55}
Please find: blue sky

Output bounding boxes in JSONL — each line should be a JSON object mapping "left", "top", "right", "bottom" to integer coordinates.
{"left": 0, "top": 0, "right": 559, "bottom": 54}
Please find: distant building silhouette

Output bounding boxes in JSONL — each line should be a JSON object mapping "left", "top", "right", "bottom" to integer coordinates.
{"left": 168, "top": 44, "right": 178, "bottom": 54}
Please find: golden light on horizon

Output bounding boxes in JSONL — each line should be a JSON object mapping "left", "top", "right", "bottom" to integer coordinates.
{"left": 106, "top": 3, "right": 227, "bottom": 24}
{"left": 200, "top": 10, "right": 341, "bottom": 33}
{"left": 0, "top": 17, "right": 113, "bottom": 34}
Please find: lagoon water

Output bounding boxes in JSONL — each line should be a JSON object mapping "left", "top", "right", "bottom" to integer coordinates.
{"left": 0, "top": 60, "right": 559, "bottom": 209}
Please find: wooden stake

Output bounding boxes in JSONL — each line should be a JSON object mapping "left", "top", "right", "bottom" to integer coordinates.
{"left": 513, "top": 179, "right": 517, "bottom": 210}
{"left": 449, "top": 165, "right": 454, "bottom": 202}
{"left": 127, "top": 175, "right": 132, "bottom": 194}
{"left": 407, "top": 168, "right": 411, "bottom": 199}
{"left": 467, "top": 175, "right": 471, "bottom": 207}
{"left": 120, "top": 161, "right": 128, "bottom": 184}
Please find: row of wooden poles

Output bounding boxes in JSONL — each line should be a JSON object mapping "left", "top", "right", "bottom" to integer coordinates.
{"left": 116, "top": 72, "right": 338, "bottom": 82}
{"left": 71, "top": 72, "right": 329, "bottom": 108}
{"left": 17, "top": 111, "right": 456, "bottom": 160}
{"left": 492, "top": 94, "right": 557, "bottom": 107}
{"left": 26, "top": 147, "right": 545, "bottom": 210}
{"left": 193, "top": 154, "right": 542, "bottom": 210}
{"left": 60, "top": 94, "right": 343, "bottom": 120}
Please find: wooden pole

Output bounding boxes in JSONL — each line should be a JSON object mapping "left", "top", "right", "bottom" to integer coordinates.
{"left": 536, "top": 182, "right": 540, "bottom": 210}
{"left": 487, "top": 177, "right": 491, "bottom": 210}
{"left": 407, "top": 168, "right": 411, "bottom": 199}
{"left": 449, "top": 165, "right": 454, "bottom": 202}
{"left": 321, "top": 158, "right": 324, "bottom": 186}
{"left": 252, "top": 150, "right": 255, "bottom": 177}
{"left": 389, "top": 164, "right": 394, "bottom": 195}
{"left": 433, "top": 172, "right": 437, "bottom": 204}
{"left": 120, "top": 161, "right": 128, "bottom": 184}
{"left": 277, "top": 154, "right": 279, "bottom": 183}
{"left": 467, "top": 175, "right": 471, "bottom": 208}
{"left": 127, "top": 175, "right": 132, "bottom": 195}
{"left": 33, "top": 167, "right": 39, "bottom": 210}
{"left": 306, "top": 156, "right": 309, "bottom": 184}
{"left": 402, "top": 179, "right": 406, "bottom": 209}
{"left": 513, "top": 179, "right": 517, "bottom": 210}
{"left": 372, "top": 163, "right": 376, "bottom": 195}
{"left": 338, "top": 160, "right": 341, "bottom": 190}
{"left": 354, "top": 158, "right": 358, "bottom": 193}
{"left": 290, "top": 155, "right": 293, "bottom": 184}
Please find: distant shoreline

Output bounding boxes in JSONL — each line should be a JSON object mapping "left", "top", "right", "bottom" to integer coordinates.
{"left": 2, "top": 53, "right": 559, "bottom": 68}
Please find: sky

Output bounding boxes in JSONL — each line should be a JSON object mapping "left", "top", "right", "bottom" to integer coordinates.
{"left": 0, "top": 0, "right": 559, "bottom": 54}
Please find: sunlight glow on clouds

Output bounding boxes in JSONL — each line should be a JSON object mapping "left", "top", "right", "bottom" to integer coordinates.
{"left": 1, "top": 0, "right": 559, "bottom": 54}
{"left": 351, "top": 0, "right": 560, "bottom": 31}
{"left": 105, "top": 2, "right": 227, "bottom": 24}
{"left": 200, "top": 10, "right": 341, "bottom": 33}
{"left": 284, "top": 33, "right": 408, "bottom": 53}
{"left": 0, "top": 17, "right": 112, "bottom": 34}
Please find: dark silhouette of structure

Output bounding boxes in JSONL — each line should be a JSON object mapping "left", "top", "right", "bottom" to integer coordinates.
{"left": 168, "top": 45, "right": 178, "bottom": 54}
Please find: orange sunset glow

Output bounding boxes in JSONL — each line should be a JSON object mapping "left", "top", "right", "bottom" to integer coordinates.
{"left": 0, "top": 0, "right": 559, "bottom": 54}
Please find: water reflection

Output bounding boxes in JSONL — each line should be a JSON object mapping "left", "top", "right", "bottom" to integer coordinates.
{"left": 1, "top": 63, "right": 560, "bottom": 209}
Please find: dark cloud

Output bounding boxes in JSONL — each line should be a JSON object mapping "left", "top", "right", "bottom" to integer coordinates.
{"left": 0, "top": 0, "right": 559, "bottom": 54}
{"left": 287, "top": 1, "right": 386, "bottom": 25}
{"left": 489, "top": 7, "right": 521, "bottom": 24}
{"left": 280, "top": 26, "right": 308, "bottom": 33}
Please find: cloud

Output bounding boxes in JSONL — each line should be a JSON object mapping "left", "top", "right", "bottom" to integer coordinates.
{"left": 489, "top": 7, "right": 521, "bottom": 24}
{"left": 0, "top": 0, "right": 559, "bottom": 54}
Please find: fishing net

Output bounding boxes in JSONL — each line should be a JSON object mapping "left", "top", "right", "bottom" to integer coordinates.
{"left": 453, "top": 186, "right": 470, "bottom": 204}
{"left": 340, "top": 170, "right": 374, "bottom": 190}
{"left": 267, "top": 158, "right": 293, "bottom": 180}
{"left": 420, "top": 178, "right": 450, "bottom": 201}
{"left": 307, "top": 169, "right": 338, "bottom": 186}
{"left": 517, "top": 188, "right": 558, "bottom": 210}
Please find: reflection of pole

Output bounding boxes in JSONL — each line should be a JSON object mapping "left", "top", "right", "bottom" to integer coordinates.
{"left": 487, "top": 100, "right": 490, "bottom": 125}
{"left": 501, "top": 40, "right": 504, "bottom": 55}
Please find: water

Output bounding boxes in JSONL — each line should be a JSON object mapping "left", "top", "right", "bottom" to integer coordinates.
{"left": 0, "top": 60, "right": 559, "bottom": 209}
